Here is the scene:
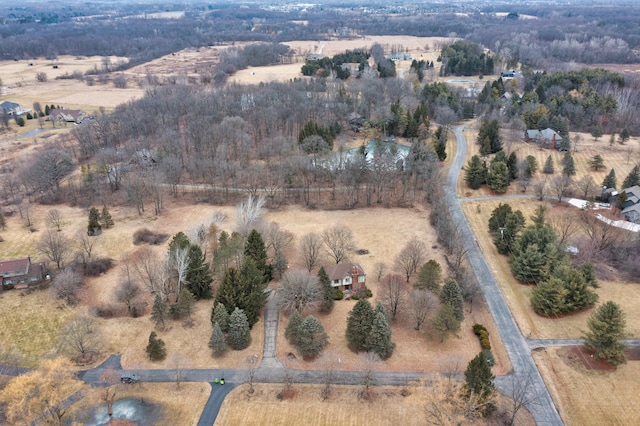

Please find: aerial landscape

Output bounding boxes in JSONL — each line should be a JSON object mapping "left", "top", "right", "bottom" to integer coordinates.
{"left": 1, "top": 0, "right": 640, "bottom": 425}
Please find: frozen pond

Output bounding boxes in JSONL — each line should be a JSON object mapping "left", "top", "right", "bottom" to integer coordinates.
{"left": 446, "top": 79, "right": 475, "bottom": 84}
{"left": 323, "top": 139, "right": 409, "bottom": 170}
{"left": 83, "top": 398, "right": 161, "bottom": 426}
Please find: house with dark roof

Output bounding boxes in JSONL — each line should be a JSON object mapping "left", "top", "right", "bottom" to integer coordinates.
{"left": 0, "top": 101, "right": 27, "bottom": 116}
{"left": 0, "top": 256, "right": 46, "bottom": 289}
{"left": 323, "top": 262, "right": 366, "bottom": 292}
{"left": 48, "top": 109, "right": 87, "bottom": 124}
{"left": 524, "top": 128, "right": 564, "bottom": 150}
{"left": 620, "top": 185, "right": 640, "bottom": 224}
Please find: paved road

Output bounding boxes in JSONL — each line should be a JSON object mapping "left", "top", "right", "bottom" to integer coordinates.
{"left": 449, "top": 124, "right": 563, "bottom": 425}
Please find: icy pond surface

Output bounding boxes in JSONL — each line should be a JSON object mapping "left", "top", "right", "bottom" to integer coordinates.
{"left": 84, "top": 398, "right": 160, "bottom": 426}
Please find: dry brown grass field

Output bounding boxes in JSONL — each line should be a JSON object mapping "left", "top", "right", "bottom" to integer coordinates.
{"left": 215, "top": 383, "right": 534, "bottom": 426}
{"left": 534, "top": 347, "right": 640, "bottom": 425}
{"left": 461, "top": 198, "right": 640, "bottom": 339}
{"left": 458, "top": 126, "right": 640, "bottom": 198}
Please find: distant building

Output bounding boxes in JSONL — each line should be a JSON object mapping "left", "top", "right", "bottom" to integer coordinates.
{"left": 524, "top": 128, "right": 564, "bottom": 150}
{"left": 0, "top": 101, "right": 27, "bottom": 116}
{"left": 48, "top": 109, "right": 87, "bottom": 124}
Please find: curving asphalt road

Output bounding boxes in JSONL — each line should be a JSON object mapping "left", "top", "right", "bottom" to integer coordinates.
{"left": 449, "top": 124, "right": 563, "bottom": 425}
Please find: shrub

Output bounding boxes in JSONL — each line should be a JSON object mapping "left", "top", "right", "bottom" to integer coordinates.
{"left": 360, "top": 288, "right": 373, "bottom": 298}
{"left": 146, "top": 331, "right": 167, "bottom": 361}
{"left": 91, "top": 303, "right": 117, "bottom": 318}
{"left": 133, "top": 228, "right": 169, "bottom": 245}
{"left": 84, "top": 257, "right": 114, "bottom": 276}
{"left": 334, "top": 289, "right": 344, "bottom": 300}
{"left": 473, "top": 324, "right": 491, "bottom": 350}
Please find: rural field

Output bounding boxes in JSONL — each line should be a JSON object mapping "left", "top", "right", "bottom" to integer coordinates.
{"left": 215, "top": 383, "right": 535, "bottom": 426}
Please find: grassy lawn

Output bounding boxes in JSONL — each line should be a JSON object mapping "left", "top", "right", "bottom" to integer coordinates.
{"left": 534, "top": 347, "right": 640, "bottom": 425}
{"left": 215, "top": 383, "right": 534, "bottom": 426}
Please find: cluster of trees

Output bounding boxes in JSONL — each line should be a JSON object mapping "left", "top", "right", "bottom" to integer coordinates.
{"left": 87, "top": 206, "right": 114, "bottom": 235}
{"left": 285, "top": 311, "right": 329, "bottom": 360}
{"left": 209, "top": 303, "right": 251, "bottom": 354}
{"left": 345, "top": 299, "right": 395, "bottom": 359}
{"left": 301, "top": 49, "right": 369, "bottom": 79}
{"left": 488, "top": 205, "right": 599, "bottom": 315}
{"left": 439, "top": 40, "right": 494, "bottom": 77}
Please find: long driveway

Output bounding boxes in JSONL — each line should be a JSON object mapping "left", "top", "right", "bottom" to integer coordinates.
{"left": 448, "top": 125, "right": 563, "bottom": 425}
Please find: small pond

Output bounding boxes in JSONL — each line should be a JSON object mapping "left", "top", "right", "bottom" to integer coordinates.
{"left": 82, "top": 398, "right": 161, "bottom": 426}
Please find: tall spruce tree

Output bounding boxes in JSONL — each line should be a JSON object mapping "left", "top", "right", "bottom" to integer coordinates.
{"left": 583, "top": 301, "right": 627, "bottom": 365}
{"left": 211, "top": 302, "right": 230, "bottom": 333}
{"left": 433, "top": 126, "right": 447, "bottom": 161}
{"left": 465, "top": 155, "right": 486, "bottom": 189}
{"left": 440, "top": 279, "right": 464, "bottom": 322}
{"left": 186, "top": 244, "right": 213, "bottom": 299}
{"left": 477, "top": 119, "right": 502, "bottom": 154}
{"left": 486, "top": 161, "right": 510, "bottom": 193}
{"left": 294, "top": 315, "right": 329, "bottom": 360}
{"left": 542, "top": 155, "right": 555, "bottom": 174}
{"left": 562, "top": 154, "right": 576, "bottom": 176}
{"left": 208, "top": 322, "right": 226, "bottom": 356}
{"left": 367, "top": 311, "right": 395, "bottom": 359}
{"left": 415, "top": 259, "right": 442, "bottom": 291}
{"left": 101, "top": 206, "right": 114, "bottom": 229}
{"left": 150, "top": 294, "right": 167, "bottom": 330}
{"left": 488, "top": 203, "right": 525, "bottom": 255}
{"left": 87, "top": 207, "right": 101, "bottom": 236}
{"left": 244, "top": 229, "right": 271, "bottom": 282}
{"left": 603, "top": 168, "right": 617, "bottom": 189}
{"left": 227, "top": 308, "right": 250, "bottom": 350}
{"left": 507, "top": 151, "right": 518, "bottom": 180}
{"left": 622, "top": 165, "right": 640, "bottom": 189}
{"left": 345, "top": 299, "right": 375, "bottom": 352}
{"left": 433, "top": 303, "right": 460, "bottom": 342}
{"left": 464, "top": 352, "right": 495, "bottom": 408}
{"left": 317, "top": 267, "right": 335, "bottom": 313}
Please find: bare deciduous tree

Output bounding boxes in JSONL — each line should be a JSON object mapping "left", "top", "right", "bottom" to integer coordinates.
{"left": 318, "top": 351, "right": 339, "bottom": 400}
{"left": 49, "top": 268, "right": 82, "bottom": 306}
{"left": 46, "top": 209, "right": 63, "bottom": 231}
{"left": 550, "top": 175, "right": 573, "bottom": 203}
{"left": 394, "top": 237, "right": 427, "bottom": 282}
{"left": 549, "top": 210, "right": 579, "bottom": 245}
{"left": 358, "top": 352, "right": 381, "bottom": 400}
{"left": 115, "top": 262, "right": 141, "bottom": 314}
{"left": 245, "top": 354, "right": 259, "bottom": 395}
{"left": 168, "top": 246, "right": 189, "bottom": 299}
{"left": 379, "top": 273, "right": 406, "bottom": 322}
{"left": 322, "top": 224, "right": 356, "bottom": 264}
{"left": 533, "top": 179, "right": 547, "bottom": 201}
{"left": 574, "top": 175, "right": 598, "bottom": 200}
{"left": 503, "top": 373, "right": 541, "bottom": 426}
{"left": 76, "top": 231, "right": 100, "bottom": 267}
{"left": 410, "top": 289, "right": 437, "bottom": 331}
{"left": 131, "top": 246, "right": 165, "bottom": 297}
{"left": 299, "top": 233, "right": 323, "bottom": 272}
{"left": 38, "top": 230, "right": 71, "bottom": 269}
{"left": 265, "top": 221, "right": 294, "bottom": 259}
{"left": 276, "top": 270, "right": 323, "bottom": 314}
{"left": 57, "top": 314, "right": 99, "bottom": 362}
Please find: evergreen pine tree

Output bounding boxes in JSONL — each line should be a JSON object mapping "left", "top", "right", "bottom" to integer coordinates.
{"left": 511, "top": 243, "right": 548, "bottom": 284}
{"left": 433, "top": 303, "right": 460, "bottom": 342}
{"left": 486, "top": 161, "right": 510, "bottom": 193}
{"left": 367, "top": 311, "right": 395, "bottom": 359}
{"left": 622, "top": 165, "right": 640, "bottom": 189}
{"left": 177, "top": 288, "right": 195, "bottom": 321}
{"left": 562, "top": 154, "right": 576, "bottom": 176}
{"left": 345, "top": 299, "right": 375, "bottom": 352}
{"left": 244, "top": 229, "right": 271, "bottom": 282}
{"left": 186, "top": 244, "right": 213, "bottom": 299}
{"left": 285, "top": 310, "right": 303, "bottom": 344}
{"left": 239, "top": 259, "right": 269, "bottom": 327}
{"left": 211, "top": 302, "right": 230, "bottom": 332}
{"left": 146, "top": 331, "right": 167, "bottom": 361}
{"left": 101, "top": 206, "right": 114, "bottom": 229}
{"left": 317, "top": 267, "right": 335, "bottom": 313}
{"left": 530, "top": 277, "right": 568, "bottom": 316}
{"left": 525, "top": 155, "right": 538, "bottom": 177}
{"left": 583, "top": 301, "right": 627, "bottom": 365}
{"left": 208, "top": 322, "right": 226, "bottom": 356}
{"left": 542, "top": 155, "right": 555, "bottom": 174}
{"left": 0, "top": 211, "right": 5, "bottom": 230}
{"left": 507, "top": 152, "right": 518, "bottom": 180}
{"left": 415, "top": 259, "right": 442, "bottom": 291}
{"left": 602, "top": 168, "right": 617, "bottom": 189}
{"left": 465, "top": 155, "right": 486, "bottom": 189}
{"left": 433, "top": 126, "right": 447, "bottom": 161}
{"left": 464, "top": 352, "right": 495, "bottom": 407}
{"left": 294, "top": 315, "right": 329, "bottom": 360}
{"left": 440, "top": 279, "right": 464, "bottom": 322}
{"left": 228, "top": 308, "right": 250, "bottom": 350}
{"left": 87, "top": 207, "right": 101, "bottom": 236}
{"left": 150, "top": 294, "right": 167, "bottom": 330}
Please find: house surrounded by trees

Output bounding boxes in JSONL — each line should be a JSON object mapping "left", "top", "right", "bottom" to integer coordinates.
{"left": 524, "top": 128, "right": 564, "bottom": 150}
{"left": 324, "top": 263, "right": 366, "bottom": 292}
{"left": 0, "top": 256, "right": 46, "bottom": 289}
{"left": 619, "top": 185, "right": 640, "bottom": 224}
{"left": 48, "top": 109, "right": 88, "bottom": 124}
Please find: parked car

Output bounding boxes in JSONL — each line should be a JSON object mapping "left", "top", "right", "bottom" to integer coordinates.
{"left": 120, "top": 373, "right": 140, "bottom": 384}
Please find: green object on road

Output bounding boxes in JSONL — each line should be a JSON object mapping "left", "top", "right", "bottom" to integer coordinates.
{"left": 214, "top": 378, "right": 219, "bottom": 384}
{"left": 220, "top": 379, "right": 225, "bottom": 385}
